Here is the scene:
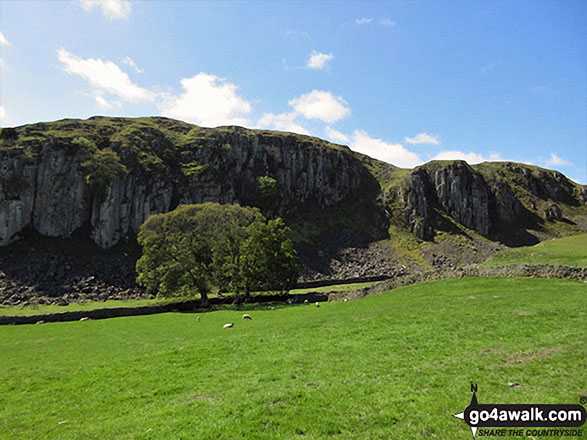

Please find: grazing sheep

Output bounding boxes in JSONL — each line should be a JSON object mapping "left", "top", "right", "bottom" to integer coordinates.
{"left": 304, "top": 299, "right": 309, "bottom": 304}
{"left": 315, "top": 302, "right": 320, "bottom": 307}
{"left": 242, "top": 314, "right": 252, "bottom": 320}
{"left": 79, "top": 317, "right": 89, "bottom": 321}
{"left": 196, "top": 316, "right": 200, "bottom": 321}
{"left": 343, "top": 299, "right": 348, "bottom": 303}
{"left": 223, "top": 323, "right": 234, "bottom": 329}
{"left": 268, "top": 306, "right": 276, "bottom": 310}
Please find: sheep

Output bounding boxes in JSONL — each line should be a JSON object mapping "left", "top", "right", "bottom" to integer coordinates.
{"left": 242, "top": 314, "right": 252, "bottom": 320}
{"left": 315, "top": 302, "right": 320, "bottom": 308}
{"left": 196, "top": 316, "right": 200, "bottom": 321}
{"left": 304, "top": 299, "right": 309, "bottom": 304}
{"left": 268, "top": 306, "right": 276, "bottom": 310}
{"left": 223, "top": 323, "right": 234, "bottom": 329}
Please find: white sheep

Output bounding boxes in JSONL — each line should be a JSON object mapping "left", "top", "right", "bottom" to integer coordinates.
{"left": 242, "top": 314, "right": 252, "bottom": 320}
{"left": 223, "top": 323, "right": 234, "bottom": 329}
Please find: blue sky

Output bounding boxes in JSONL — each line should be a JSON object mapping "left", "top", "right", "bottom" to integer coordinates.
{"left": 1, "top": 1, "right": 585, "bottom": 182}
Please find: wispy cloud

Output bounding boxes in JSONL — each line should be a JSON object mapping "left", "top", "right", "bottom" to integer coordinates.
{"left": 355, "top": 17, "right": 373, "bottom": 25}
{"left": 432, "top": 150, "right": 493, "bottom": 164}
{"left": 306, "top": 51, "right": 334, "bottom": 70}
{"left": 257, "top": 112, "right": 309, "bottom": 135}
{"left": 79, "top": 0, "right": 131, "bottom": 20}
{"left": 0, "top": 105, "right": 8, "bottom": 126}
{"left": 57, "top": 48, "right": 156, "bottom": 103}
{"left": 0, "top": 29, "right": 11, "bottom": 46}
{"left": 380, "top": 19, "right": 396, "bottom": 27}
{"left": 286, "top": 30, "right": 310, "bottom": 40}
{"left": 545, "top": 153, "right": 570, "bottom": 167}
{"left": 324, "top": 126, "right": 350, "bottom": 144}
{"left": 405, "top": 132, "right": 440, "bottom": 145}
{"left": 121, "top": 56, "right": 144, "bottom": 74}
{"left": 350, "top": 130, "right": 422, "bottom": 168}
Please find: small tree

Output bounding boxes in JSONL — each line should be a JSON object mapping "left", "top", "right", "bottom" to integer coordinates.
{"left": 136, "top": 203, "right": 301, "bottom": 304}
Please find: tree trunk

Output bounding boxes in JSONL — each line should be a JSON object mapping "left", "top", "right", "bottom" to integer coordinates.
{"left": 200, "top": 291, "right": 209, "bottom": 307}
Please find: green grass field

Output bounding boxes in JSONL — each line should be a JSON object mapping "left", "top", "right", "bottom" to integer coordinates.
{"left": 1, "top": 277, "right": 585, "bottom": 439}
{"left": 483, "top": 233, "right": 587, "bottom": 267}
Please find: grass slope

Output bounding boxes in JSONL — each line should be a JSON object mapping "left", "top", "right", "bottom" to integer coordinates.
{"left": 483, "top": 233, "right": 587, "bottom": 267}
{"left": 1, "top": 277, "right": 585, "bottom": 439}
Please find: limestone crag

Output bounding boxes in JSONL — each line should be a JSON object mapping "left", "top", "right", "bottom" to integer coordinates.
{"left": 0, "top": 118, "right": 367, "bottom": 248}
{"left": 1, "top": 117, "right": 586, "bottom": 251}
{"left": 395, "top": 161, "right": 491, "bottom": 240}
{"left": 392, "top": 160, "right": 585, "bottom": 242}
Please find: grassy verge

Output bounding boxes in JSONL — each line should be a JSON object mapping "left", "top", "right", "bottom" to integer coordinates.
{"left": 483, "top": 233, "right": 587, "bottom": 267}
{"left": 1, "top": 277, "right": 585, "bottom": 439}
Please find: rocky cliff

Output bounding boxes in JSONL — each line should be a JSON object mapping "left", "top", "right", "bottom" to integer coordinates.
{"left": 0, "top": 117, "right": 372, "bottom": 248}
{"left": 391, "top": 160, "right": 586, "bottom": 245}
{"left": 1, "top": 116, "right": 585, "bottom": 253}
{"left": 1, "top": 116, "right": 586, "bottom": 304}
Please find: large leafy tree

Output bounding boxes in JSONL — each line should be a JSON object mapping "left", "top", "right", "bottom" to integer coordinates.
{"left": 239, "top": 218, "right": 303, "bottom": 296}
{"left": 136, "top": 203, "right": 302, "bottom": 304}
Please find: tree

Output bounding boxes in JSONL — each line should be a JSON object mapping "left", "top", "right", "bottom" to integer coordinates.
{"left": 239, "top": 218, "right": 303, "bottom": 296}
{"left": 136, "top": 203, "right": 302, "bottom": 304}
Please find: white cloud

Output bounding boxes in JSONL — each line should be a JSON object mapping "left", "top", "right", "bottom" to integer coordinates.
{"left": 288, "top": 90, "right": 350, "bottom": 124}
{"left": 405, "top": 132, "right": 440, "bottom": 145}
{"left": 545, "top": 153, "right": 571, "bottom": 167}
{"left": 0, "top": 105, "right": 7, "bottom": 125}
{"left": 94, "top": 95, "right": 122, "bottom": 110}
{"left": 160, "top": 73, "right": 252, "bottom": 127}
{"left": 79, "top": 0, "right": 131, "bottom": 20}
{"left": 350, "top": 130, "right": 422, "bottom": 168}
{"left": 306, "top": 51, "right": 334, "bottom": 70}
{"left": 257, "top": 112, "right": 309, "bottom": 135}
{"left": 0, "top": 29, "right": 10, "bottom": 46}
{"left": 324, "top": 126, "right": 350, "bottom": 144}
{"left": 432, "top": 150, "right": 488, "bottom": 164}
{"left": 380, "top": 19, "right": 396, "bottom": 27}
{"left": 355, "top": 18, "right": 373, "bottom": 25}
{"left": 58, "top": 48, "right": 156, "bottom": 103}
{"left": 122, "top": 56, "right": 144, "bottom": 74}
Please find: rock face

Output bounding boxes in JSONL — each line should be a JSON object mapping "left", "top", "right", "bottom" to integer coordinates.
{"left": 1, "top": 117, "right": 585, "bottom": 251}
{"left": 395, "top": 161, "right": 491, "bottom": 240}
{"left": 392, "top": 160, "right": 585, "bottom": 242}
{"left": 0, "top": 118, "right": 368, "bottom": 248}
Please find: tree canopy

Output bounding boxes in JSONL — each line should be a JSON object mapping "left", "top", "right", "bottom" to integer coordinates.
{"left": 136, "top": 203, "right": 302, "bottom": 304}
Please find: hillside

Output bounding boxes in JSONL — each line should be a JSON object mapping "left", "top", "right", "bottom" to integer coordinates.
{"left": 0, "top": 116, "right": 586, "bottom": 303}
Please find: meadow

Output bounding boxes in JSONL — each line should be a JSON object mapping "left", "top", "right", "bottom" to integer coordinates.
{"left": 483, "top": 233, "right": 587, "bottom": 267}
{"left": 1, "top": 277, "right": 585, "bottom": 439}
